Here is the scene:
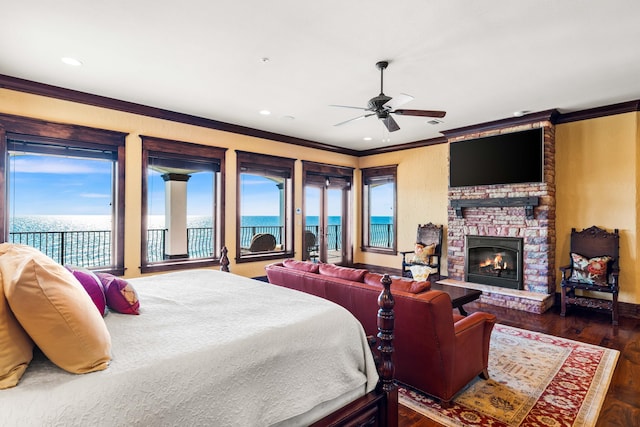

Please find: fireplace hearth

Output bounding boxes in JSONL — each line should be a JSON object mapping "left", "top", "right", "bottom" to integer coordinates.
{"left": 466, "top": 235, "right": 523, "bottom": 290}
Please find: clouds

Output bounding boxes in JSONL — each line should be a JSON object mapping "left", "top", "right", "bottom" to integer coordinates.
{"left": 10, "top": 156, "right": 111, "bottom": 174}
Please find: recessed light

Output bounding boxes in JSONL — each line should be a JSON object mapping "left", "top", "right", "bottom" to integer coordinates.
{"left": 363, "top": 137, "right": 372, "bottom": 141}
{"left": 513, "top": 110, "right": 530, "bottom": 117}
{"left": 259, "top": 110, "right": 271, "bottom": 116}
{"left": 61, "top": 57, "right": 83, "bottom": 66}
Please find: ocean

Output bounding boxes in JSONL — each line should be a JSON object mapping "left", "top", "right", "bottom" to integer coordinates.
{"left": 10, "top": 215, "right": 393, "bottom": 231}
{"left": 9, "top": 215, "right": 393, "bottom": 266}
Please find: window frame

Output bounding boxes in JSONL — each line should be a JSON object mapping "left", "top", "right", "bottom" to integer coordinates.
{"left": 361, "top": 165, "right": 397, "bottom": 254}
{"left": 302, "top": 161, "right": 354, "bottom": 265}
{"left": 0, "top": 113, "right": 127, "bottom": 275}
{"left": 235, "top": 150, "right": 295, "bottom": 263}
{"left": 140, "top": 135, "right": 226, "bottom": 273}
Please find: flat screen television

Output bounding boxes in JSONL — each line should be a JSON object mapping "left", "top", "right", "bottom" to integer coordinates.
{"left": 449, "top": 128, "right": 543, "bottom": 187}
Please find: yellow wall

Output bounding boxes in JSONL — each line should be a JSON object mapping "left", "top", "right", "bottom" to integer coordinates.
{"left": 356, "top": 144, "right": 450, "bottom": 270}
{"left": 555, "top": 112, "right": 639, "bottom": 304}
{"left": 2, "top": 88, "right": 639, "bottom": 305}
{"left": 358, "top": 113, "right": 640, "bottom": 305}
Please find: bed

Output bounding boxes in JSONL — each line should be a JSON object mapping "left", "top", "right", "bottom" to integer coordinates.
{"left": 1, "top": 248, "right": 397, "bottom": 426}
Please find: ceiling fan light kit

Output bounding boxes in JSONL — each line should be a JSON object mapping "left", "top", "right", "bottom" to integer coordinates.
{"left": 332, "top": 60, "right": 446, "bottom": 132}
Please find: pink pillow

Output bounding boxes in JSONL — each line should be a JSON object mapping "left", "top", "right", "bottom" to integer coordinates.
{"left": 364, "top": 272, "right": 431, "bottom": 294}
{"left": 319, "top": 264, "right": 367, "bottom": 282}
{"left": 96, "top": 273, "right": 140, "bottom": 315}
{"left": 282, "top": 259, "right": 320, "bottom": 273}
{"left": 66, "top": 266, "right": 107, "bottom": 316}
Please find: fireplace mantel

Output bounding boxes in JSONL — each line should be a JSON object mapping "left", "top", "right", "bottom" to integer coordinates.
{"left": 450, "top": 196, "right": 539, "bottom": 219}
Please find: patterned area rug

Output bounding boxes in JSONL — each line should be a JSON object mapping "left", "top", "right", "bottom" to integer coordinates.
{"left": 399, "top": 324, "right": 619, "bottom": 427}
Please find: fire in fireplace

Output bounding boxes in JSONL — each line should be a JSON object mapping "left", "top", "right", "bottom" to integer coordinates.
{"left": 465, "top": 235, "right": 523, "bottom": 290}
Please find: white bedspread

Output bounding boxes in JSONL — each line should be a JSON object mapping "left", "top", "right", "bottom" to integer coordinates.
{"left": 1, "top": 269, "right": 379, "bottom": 426}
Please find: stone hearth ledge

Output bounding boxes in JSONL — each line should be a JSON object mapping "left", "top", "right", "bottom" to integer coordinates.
{"left": 437, "top": 278, "right": 555, "bottom": 314}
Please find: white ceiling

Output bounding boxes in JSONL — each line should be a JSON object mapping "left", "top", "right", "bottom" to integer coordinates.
{"left": 2, "top": 0, "right": 640, "bottom": 151}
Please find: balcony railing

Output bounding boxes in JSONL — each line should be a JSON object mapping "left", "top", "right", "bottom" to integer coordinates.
{"left": 147, "top": 228, "right": 215, "bottom": 262}
{"left": 369, "top": 223, "right": 394, "bottom": 248}
{"left": 9, "top": 230, "right": 112, "bottom": 268}
{"left": 9, "top": 222, "right": 393, "bottom": 268}
{"left": 304, "top": 225, "right": 342, "bottom": 250}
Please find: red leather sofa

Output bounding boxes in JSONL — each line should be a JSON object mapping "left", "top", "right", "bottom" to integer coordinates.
{"left": 265, "top": 259, "right": 497, "bottom": 406}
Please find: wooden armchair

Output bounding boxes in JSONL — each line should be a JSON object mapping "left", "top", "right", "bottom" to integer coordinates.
{"left": 560, "top": 225, "right": 620, "bottom": 325}
{"left": 399, "top": 222, "right": 443, "bottom": 280}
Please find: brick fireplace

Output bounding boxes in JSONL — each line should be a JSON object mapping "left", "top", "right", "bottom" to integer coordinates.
{"left": 444, "top": 119, "right": 556, "bottom": 313}
{"left": 466, "top": 235, "right": 523, "bottom": 290}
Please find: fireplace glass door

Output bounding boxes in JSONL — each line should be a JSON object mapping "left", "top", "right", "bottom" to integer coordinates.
{"left": 465, "top": 236, "right": 523, "bottom": 290}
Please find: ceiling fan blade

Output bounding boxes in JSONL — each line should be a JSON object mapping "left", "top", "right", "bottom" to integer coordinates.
{"left": 393, "top": 109, "right": 447, "bottom": 118}
{"left": 329, "top": 104, "right": 369, "bottom": 110}
{"left": 382, "top": 115, "right": 400, "bottom": 132}
{"left": 334, "top": 113, "right": 375, "bottom": 127}
{"left": 383, "top": 93, "right": 414, "bottom": 110}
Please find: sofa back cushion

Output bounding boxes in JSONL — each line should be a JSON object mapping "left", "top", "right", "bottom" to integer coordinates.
{"left": 319, "top": 263, "right": 367, "bottom": 282}
{"left": 282, "top": 259, "right": 320, "bottom": 273}
{"left": 364, "top": 272, "right": 430, "bottom": 294}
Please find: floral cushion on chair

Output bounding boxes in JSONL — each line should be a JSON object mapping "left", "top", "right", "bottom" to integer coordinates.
{"left": 569, "top": 252, "right": 612, "bottom": 287}
{"left": 411, "top": 243, "right": 436, "bottom": 264}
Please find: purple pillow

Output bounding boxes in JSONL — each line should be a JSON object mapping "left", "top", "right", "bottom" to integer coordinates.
{"left": 65, "top": 266, "right": 107, "bottom": 316}
{"left": 96, "top": 273, "right": 140, "bottom": 315}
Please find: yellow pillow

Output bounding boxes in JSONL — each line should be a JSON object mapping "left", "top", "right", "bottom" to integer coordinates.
{"left": 0, "top": 268, "right": 34, "bottom": 389}
{"left": 412, "top": 243, "right": 436, "bottom": 264}
{"left": 0, "top": 244, "right": 111, "bottom": 374}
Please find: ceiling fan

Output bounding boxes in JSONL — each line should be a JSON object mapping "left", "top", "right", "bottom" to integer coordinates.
{"left": 331, "top": 61, "right": 446, "bottom": 132}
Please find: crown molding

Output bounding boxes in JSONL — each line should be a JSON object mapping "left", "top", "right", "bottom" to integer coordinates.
{"left": 2, "top": 74, "right": 638, "bottom": 157}
{"left": 555, "top": 100, "right": 640, "bottom": 124}
{"left": 440, "top": 110, "right": 560, "bottom": 139}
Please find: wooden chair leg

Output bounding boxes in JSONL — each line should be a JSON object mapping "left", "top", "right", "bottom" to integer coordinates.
{"left": 560, "top": 286, "right": 567, "bottom": 317}
{"left": 439, "top": 399, "right": 452, "bottom": 409}
{"left": 479, "top": 369, "right": 490, "bottom": 380}
{"left": 612, "top": 292, "right": 619, "bottom": 326}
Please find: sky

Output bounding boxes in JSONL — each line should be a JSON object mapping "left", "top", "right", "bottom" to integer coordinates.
{"left": 9, "top": 154, "right": 393, "bottom": 217}
{"left": 10, "top": 155, "right": 113, "bottom": 215}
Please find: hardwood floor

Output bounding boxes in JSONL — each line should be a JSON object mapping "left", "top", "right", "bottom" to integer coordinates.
{"left": 398, "top": 301, "right": 640, "bottom": 427}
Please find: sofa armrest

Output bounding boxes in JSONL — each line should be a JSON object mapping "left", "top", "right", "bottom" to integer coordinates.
{"left": 454, "top": 312, "right": 497, "bottom": 376}
{"left": 453, "top": 312, "right": 496, "bottom": 336}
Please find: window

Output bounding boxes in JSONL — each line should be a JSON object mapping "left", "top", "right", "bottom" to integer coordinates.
{"left": 0, "top": 113, "right": 126, "bottom": 275}
{"left": 141, "top": 136, "right": 226, "bottom": 273}
{"left": 236, "top": 151, "right": 294, "bottom": 262}
{"left": 361, "top": 165, "right": 397, "bottom": 253}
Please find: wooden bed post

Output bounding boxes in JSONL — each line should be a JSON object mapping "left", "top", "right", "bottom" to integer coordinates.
{"left": 220, "top": 246, "right": 230, "bottom": 272}
{"left": 378, "top": 274, "right": 398, "bottom": 426}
